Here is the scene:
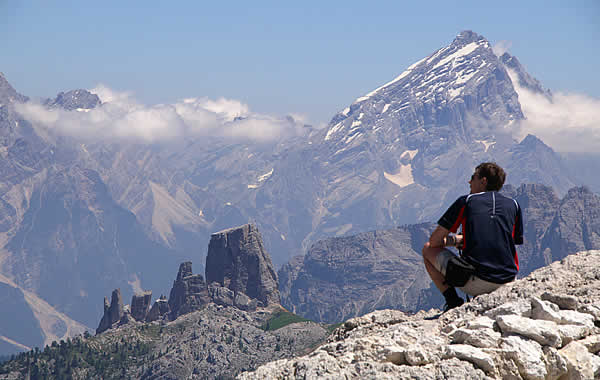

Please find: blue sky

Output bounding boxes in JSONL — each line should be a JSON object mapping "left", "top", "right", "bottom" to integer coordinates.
{"left": 2, "top": 1, "right": 599, "bottom": 125}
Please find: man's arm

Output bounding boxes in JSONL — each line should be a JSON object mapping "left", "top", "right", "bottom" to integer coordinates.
{"left": 429, "top": 226, "right": 463, "bottom": 248}
{"left": 429, "top": 225, "right": 449, "bottom": 248}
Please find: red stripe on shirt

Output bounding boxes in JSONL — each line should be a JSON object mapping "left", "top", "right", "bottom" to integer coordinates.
{"left": 512, "top": 215, "right": 519, "bottom": 270}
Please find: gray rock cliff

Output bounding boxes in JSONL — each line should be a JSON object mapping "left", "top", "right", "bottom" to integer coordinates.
{"left": 130, "top": 290, "right": 152, "bottom": 322}
{"left": 279, "top": 223, "right": 435, "bottom": 323}
{"left": 206, "top": 224, "right": 280, "bottom": 307}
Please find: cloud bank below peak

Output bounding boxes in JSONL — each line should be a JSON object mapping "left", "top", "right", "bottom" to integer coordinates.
{"left": 507, "top": 70, "right": 600, "bottom": 153}
{"left": 15, "top": 85, "right": 309, "bottom": 144}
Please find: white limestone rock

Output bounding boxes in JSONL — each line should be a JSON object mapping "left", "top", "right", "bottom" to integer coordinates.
{"left": 450, "top": 327, "right": 501, "bottom": 348}
{"left": 466, "top": 316, "right": 496, "bottom": 330}
{"left": 557, "top": 309, "right": 595, "bottom": 327}
{"left": 541, "top": 292, "right": 578, "bottom": 310}
{"left": 542, "top": 346, "right": 569, "bottom": 380}
{"left": 559, "top": 341, "right": 600, "bottom": 379}
{"left": 578, "top": 304, "right": 600, "bottom": 320}
{"left": 557, "top": 324, "right": 592, "bottom": 345}
{"left": 444, "top": 344, "right": 496, "bottom": 374}
{"left": 496, "top": 315, "right": 562, "bottom": 347}
{"left": 485, "top": 299, "right": 532, "bottom": 319}
{"left": 579, "top": 334, "right": 600, "bottom": 353}
{"left": 499, "top": 336, "right": 547, "bottom": 380}
{"left": 530, "top": 297, "right": 562, "bottom": 323}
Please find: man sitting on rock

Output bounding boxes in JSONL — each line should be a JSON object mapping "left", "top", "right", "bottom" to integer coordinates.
{"left": 422, "top": 162, "right": 523, "bottom": 311}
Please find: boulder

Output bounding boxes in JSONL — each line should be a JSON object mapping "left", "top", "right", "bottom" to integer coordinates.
{"left": 96, "top": 289, "right": 124, "bottom": 334}
{"left": 206, "top": 224, "right": 280, "bottom": 306}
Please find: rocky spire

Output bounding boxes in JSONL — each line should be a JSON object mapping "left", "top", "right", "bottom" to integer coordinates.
{"left": 96, "top": 289, "right": 124, "bottom": 334}
{"left": 168, "top": 262, "right": 210, "bottom": 319}
{"left": 206, "top": 223, "right": 280, "bottom": 306}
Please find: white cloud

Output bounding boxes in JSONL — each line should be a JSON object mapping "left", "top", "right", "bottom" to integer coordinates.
{"left": 15, "top": 85, "right": 308, "bottom": 143}
{"left": 508, "top": 70, "right": 600, "bottom": 153}
{"left": 492, "top": 40, "right": 512, "bottom": 57}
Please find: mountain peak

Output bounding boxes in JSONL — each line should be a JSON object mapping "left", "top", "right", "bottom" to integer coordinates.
{"left": 453, "top": 30, "right": 486, "bottom": 45}
{"left": 322, "top": 30, "right": 521, "bottom": 146}
{"left": 0, "top": 71, "right": 28, "bottom": 104}
{"left": 500, "top": 52, "right": 552, "bottom": 97}
{"left": 44, "top": 89, "right": 101, "bottom": 111}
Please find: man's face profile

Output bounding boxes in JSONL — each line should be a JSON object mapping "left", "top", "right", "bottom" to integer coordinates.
{"left": 469, "top": 171, "right": 487, "bottom": 194}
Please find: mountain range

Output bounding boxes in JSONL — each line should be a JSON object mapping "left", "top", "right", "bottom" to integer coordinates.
{"left": 0, "top": 30, "right": 598, "bottom": 355}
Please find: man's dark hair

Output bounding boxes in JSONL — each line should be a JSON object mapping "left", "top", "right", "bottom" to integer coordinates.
{"left": 475, "top": 162, "right": 506, "bottom": 191}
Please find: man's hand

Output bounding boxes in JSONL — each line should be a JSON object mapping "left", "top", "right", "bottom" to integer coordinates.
{"left": 429, "top": 225, "right": 450, "bottom": 248}
{"left": 445, "top": 234, "right": 464, "bottom": 248}
{"left": 429, "top": 226, "right": 463, "bottom": 248}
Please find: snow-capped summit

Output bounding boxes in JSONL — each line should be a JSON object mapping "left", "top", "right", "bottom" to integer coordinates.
{"left": 324, "top": 30, "right": 523, "bottom": 149}
{"left": 309, "top": 30, "right": 575, "bottom": 234}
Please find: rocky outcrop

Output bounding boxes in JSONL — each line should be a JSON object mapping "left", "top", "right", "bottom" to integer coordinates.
{"left": 97, "top": 224, "right": 281, "bottom": 331}
{"left": 146, "top": 295, "right": 170, "bottom": 322}
{"left": 96, "top": 289, "right": 124, "bottom": 334}
{"left": 240, "top": 250, "right": 600, "bottom": 379}
{"left": 168, "top": 262, "right": 210, "bottom": 319}
{"left": 130, "top": 291, "right": 152, "bottom": 321}
{"left": 206, "top": 224, "right": 280, "bottom": 307}
{"left": 541, "top": 187, "right": 600, "bottom": 263}
{"left": 279, "top": 223, "right": 437, "bottom": 323}
{"left": 43, "top": 89, "right": 101, "bottom": 110}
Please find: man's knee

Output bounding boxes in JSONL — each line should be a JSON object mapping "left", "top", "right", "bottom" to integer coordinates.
{"left": 422, "top": 242, "right": 431, "bottom": 257}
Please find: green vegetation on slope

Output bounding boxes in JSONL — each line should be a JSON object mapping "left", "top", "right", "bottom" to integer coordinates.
{"left": 260, "top": 310, "right": 311, "bottom": 331}
{"left": 0, "top": 334, "right": 154, "bottom": 380}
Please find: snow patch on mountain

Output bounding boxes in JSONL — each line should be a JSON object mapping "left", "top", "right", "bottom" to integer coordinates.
{"left": 475, "top": 139, "right": 496, "bottom": 152}
{"left": 432, "top": 42, "right": 481, "bottom": 70}
{"left": 400, "top": 149, "right": 419, "bottom": 160}
{"left": 354, "top": 57, "right": 428, "bottom": 103}
{"left": 384, "top": 164, "right": 414, "bottom": 188}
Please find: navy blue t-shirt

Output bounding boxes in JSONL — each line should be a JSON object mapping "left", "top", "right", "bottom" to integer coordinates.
{"left": 438, "top": 191, "right": 524, "bottom": 284}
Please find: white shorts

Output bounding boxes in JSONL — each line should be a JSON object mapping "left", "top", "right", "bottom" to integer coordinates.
{"left": 434, "top": 249, "right": 504, "bottom": 297}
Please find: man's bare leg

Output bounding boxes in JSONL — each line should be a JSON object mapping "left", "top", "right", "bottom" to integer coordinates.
{"left": 422, "top": 242, "right": 463, "bottom": 310}
{"left": 422, "top": 242, "right": 449, "bottom": 292}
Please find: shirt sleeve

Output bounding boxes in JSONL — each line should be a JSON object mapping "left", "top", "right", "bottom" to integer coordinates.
{"left": 513, "top": 200, "right": 524, "bottom": 245}
{"left": 438, "top": 196, "right": 467, "bottom": 232}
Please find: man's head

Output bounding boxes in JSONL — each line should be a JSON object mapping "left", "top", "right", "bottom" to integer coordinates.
{"left": 469, "top": 162, "right": 506, "bottom": 193}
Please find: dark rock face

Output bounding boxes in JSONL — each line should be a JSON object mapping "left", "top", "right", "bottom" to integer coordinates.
{"left": 146, "top": 296, "right": 170, "bottom": 322}
{"left": 502, "top": 183, "right": 561, "bottom": 275}
{"left": 96, "top": 289, "right": 124, "bottom": 334}
{"left": 44, "top": 89, "right": 101, "bottom": 111}
{"left": 279, "top": 223, "right": 435, "bottom": 323}
{"left": 541, "top": 187, "right": 600, "bottom": 264}
{"left": 168, "top": 262, "right": 210, "bottom": 319}
{"left": 130, "top": 291, "right": 152, "bottom": 322}
{"left": 206, "top": 224, "right": 280, "bottom": 306}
